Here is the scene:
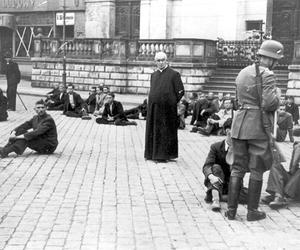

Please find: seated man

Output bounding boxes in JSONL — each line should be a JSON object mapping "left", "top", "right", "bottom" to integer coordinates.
{"left": 85, "top": 86, "right": 97, "bottom": 113}
{"left": 276, "top": 105, "right": 294, "bottom": 142}
{"left": 124, "top": 99, "right": 148, "bottom": 120}
{"left": 45, "top": 82, "right": 60, "bottom": 106}
{"left": 190, "top": 92, "right": 218, "bottom": 130}
{"left": 285, "top": 96, "right": 299, "bottom": 125}
{"left": 177, "top": 97, "right": 187, "bottom": 129}
{"left": 46, "top": 83, "right": 67, "bottom": 111}
{"left": 63, "top": 84, "right": 89, "bottom": 119}
{"left": 0, "top": 88, "right": 8, "bottom": 121}
{"left": 262, "top": 142, "right": 300, "bottom": 209}
{"left": 95, "top": 92, "right": 137, "bottom": 126}
{"left": 198, "top": 99, "right": 235, "bottom": 136}
{"left": 93, "top": 86, "right": 108, "bottom": 116}
{"left": 0, "top": 99, "right": 58, "bottom": 158}
{"left": 203, "top": 121, "right": 247, "bottom": 211}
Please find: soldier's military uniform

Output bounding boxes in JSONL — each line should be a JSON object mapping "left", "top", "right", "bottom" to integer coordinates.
{"left": 226, "top": 40, "right": 283, "bottom": 221}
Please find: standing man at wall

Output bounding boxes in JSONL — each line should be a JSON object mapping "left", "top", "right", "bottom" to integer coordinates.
{"left": 144, "top": 52, "right": 184, "bottom": 163}
{"left": 226, "top": 40, "right": 283, "bottom": 221}
{"left": 4, "top": 52, "right": 20, "bottom": 111}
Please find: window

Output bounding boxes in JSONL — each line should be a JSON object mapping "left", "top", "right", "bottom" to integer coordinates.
{"left": 246, "top": 20, "right": 263, "bottom": 31}
{"left": 115, "top": 0, "right": 140, "bottom": 39}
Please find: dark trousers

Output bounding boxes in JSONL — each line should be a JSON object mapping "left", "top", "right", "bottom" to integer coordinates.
{"left": 47, "top": 103, "right": 64, "bottom": 111}
{"left": 205, "top": 164, "right": 247, "bottom": 203}
{"left": 3, "top": 138, "right": 56, "bottom": 155}
{"left": 96, "top": 117, "right": 137, "bottom": 126}
{"left": 7, "top": 85, "right": 17, "bottom": 110}
{"left": 231, "top": 138, "right": 272, "bottom": 181}
{"left": 266, "top": 163, "right": 300, "bottom": 200}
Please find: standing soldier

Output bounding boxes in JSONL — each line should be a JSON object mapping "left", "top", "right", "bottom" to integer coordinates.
{"left": 4, "top": 52, "right": 21, "bottom": 111}
{"left": 226, "top": 40, "right": 283, "bottom": 221}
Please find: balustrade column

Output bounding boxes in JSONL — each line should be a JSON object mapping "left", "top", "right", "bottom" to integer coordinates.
{"left": 85, "top": 0, "right": 116, "bottom": 38}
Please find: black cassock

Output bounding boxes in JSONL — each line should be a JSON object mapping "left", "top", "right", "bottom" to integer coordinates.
{"left": 145, "top": 67, "right": 184, "bottom": 160}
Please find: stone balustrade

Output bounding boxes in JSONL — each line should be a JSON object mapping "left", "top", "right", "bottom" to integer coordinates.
{"left": 32, "top": 37, "right": 217, "bottom": 94}
{"left": 34, "top": 37, "right": 216, "bottom": 63}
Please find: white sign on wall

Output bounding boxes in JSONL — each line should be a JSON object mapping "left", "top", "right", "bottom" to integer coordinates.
{"left": 56, "top": 12, "right": 75, "bottom": 26}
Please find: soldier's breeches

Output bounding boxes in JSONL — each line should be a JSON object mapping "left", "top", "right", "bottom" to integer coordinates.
{"left": 231, "top": 139, "right": 272, "bottom": 181}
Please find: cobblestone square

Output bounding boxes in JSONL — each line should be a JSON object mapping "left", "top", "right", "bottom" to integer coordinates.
{"left": 0, "top": 96, "right": 300, "bottom": 250}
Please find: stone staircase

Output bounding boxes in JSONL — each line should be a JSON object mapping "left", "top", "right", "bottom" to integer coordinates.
{"left": 203, "top": 68, "right": 289, "bottom": 96}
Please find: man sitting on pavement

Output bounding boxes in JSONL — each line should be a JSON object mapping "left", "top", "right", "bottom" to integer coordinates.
{"left": 285, "top": 96, "right": 299, "bottom": 125}
{"left": 45, "top": 82, "right": 60, "bottom": 106}
{"left": 85, "top": 86, "right": 97, "bottom": 113}
{"left": 93, "top": 86, "right": 108, "bottom": 116}
{"left": 276, "top": 105, "right": 294, "bottom": 143}
{"left": 262, "top": 142, "right": 300, "bottom": 209}
{"left": 190, "top": 92, "right": 218, "bottom": 129}
{"left": 202, "top": 121, "right": 247, "bottom": 211}
{"left": 95, "top": 92, "right": 137, "bottom": 126}
{"left": 63, "top": 84, "right": 90, "bottom": 119}
{"left": 124, "top": 99, "right": 147, "bottom": 120}
{"left": 46, "top": 83, "right": 67, "bottom": 111}
{"left": 0, "top": 99, "right": 58, "bottom": 158}
{"left": 198, "top": 99, "right": 235, "bottom": 136}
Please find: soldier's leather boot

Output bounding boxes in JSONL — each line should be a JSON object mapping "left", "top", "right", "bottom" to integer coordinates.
{"left": 225, "top": 176, "right": 242, "bottom": 220}
{"left": 247, "top": 179, "right": 266, "bottom": 221}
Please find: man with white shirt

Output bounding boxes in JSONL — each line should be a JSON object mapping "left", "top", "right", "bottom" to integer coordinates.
{"left": 198, "top": 99, "right": 235, "bottom": 136}
{"left": 63, "top": 84, "right": 88, "bottom": 118}
{"left": 95, "top": 92, "right": 136, "bottom": 126}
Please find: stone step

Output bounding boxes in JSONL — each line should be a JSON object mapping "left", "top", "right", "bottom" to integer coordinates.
{"left": 204, "top": 67, "right": 289, "bottom": 95}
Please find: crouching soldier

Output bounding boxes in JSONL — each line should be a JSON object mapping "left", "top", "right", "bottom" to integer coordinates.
{"left": 0, "top": 99, "right": 58, "bottom": 158}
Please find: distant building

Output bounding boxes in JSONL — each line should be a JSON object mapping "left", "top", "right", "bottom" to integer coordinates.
{"left": 0, "top": 0, "right": 269, "bottom": 60}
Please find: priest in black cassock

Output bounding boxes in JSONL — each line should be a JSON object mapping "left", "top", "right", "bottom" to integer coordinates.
{"left": 144, "top": 52, "right": 184, "bottom": 162}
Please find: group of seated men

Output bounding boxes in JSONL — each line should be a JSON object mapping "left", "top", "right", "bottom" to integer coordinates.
{"left": 189, "top": 92, "right": 236, "bottom": 136}
{"left": 44, "top": 83, "right": 147, "bottom": 126}
{"left": 202, "top": 115, "right": 300, "bottom": 212}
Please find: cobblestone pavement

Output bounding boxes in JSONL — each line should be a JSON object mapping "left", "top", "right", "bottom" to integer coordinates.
{"left": 0, "top": 96, "right": 300, "bottom": 250}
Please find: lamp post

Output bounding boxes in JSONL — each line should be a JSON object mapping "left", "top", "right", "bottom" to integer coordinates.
{"left": 62, "top": 0, "right": 66, "bottom": 87}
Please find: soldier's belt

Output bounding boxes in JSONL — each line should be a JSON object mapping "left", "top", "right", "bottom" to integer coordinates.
{"left": 239, "top": 104, "right": 260, "bottom": 110}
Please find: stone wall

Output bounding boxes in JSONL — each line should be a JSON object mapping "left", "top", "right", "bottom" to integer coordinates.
{"left": 287, "top": 65, "right": 300, "bottom": 104}
{"left": 31, "top": 57, "right": 215, "bottom": 94}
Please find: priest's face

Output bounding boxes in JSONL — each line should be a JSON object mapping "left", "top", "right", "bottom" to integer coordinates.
{"left": 155, "top": 55, "right": 168, "bottom": 70}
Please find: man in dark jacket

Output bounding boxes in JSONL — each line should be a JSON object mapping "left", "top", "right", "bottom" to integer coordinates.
{"left": 46, "top": 83, "right": 67, "bottom": 111}
{"left": 4, "top": 52, "right": 21, "bottom": 111}
{"left": 144, "top": 52, "right": 184, "bottom": 162}
{"left": 85, "top": 86, "right": 97, "bottom": 113}
{"left": 95, "top": 92, "right": 137, "bottom": 126}
{"left": 203, "top": 121, "right": 247, "bottom": 211}
{"left": 0, "top": 99, "right": 58, "bottom": 158}
{"left": 63, "top": 84, "right": 88, "bottom": 118}
{"left": 285, "top": 96, "right": 299, "bottom": 125}
{"left": 276, "top": 106, "right": 294, "bottom": 142}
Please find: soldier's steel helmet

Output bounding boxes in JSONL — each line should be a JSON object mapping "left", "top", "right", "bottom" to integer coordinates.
{"left": 257, "top": 40, "right": 284, "bottom": 59}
